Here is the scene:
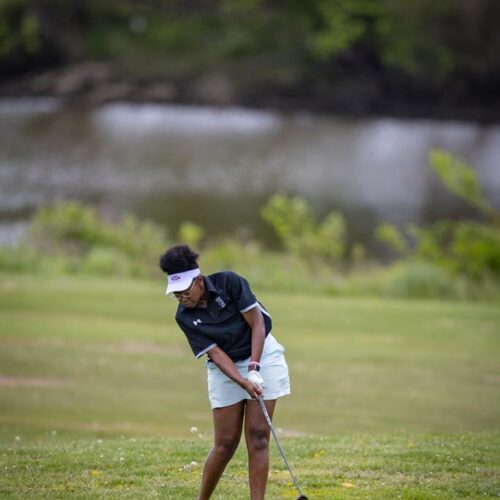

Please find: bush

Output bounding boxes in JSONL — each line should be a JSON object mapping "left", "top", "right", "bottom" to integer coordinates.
{"left": 23, "top": 201, "right": 169, "bottom": 278}
{"left": 261, "top": 194, "right": 347, "bottom": 265}
{"left": 429, "top": 150, "right": 496, "bottom": 218}
{"left": 381, "top": 261, "right": 460, "bottom": 300}
{"left": 177, "top": 221, "right": 206, "bottom": 249}
{"left": 29, "top": 202, "right": 168, "bottom": 259}
{"left": 376, "top": 152, "right": 500, "bottom": 281}
{"left": 412, "top": 221, "right": 500, "bottom": 279}
{"left": 80, "top": 247, "right": 133, "bottom": 276}
{"left": 0, "top": 246, "right": 38, "bottom": 273}
{"left": 375, "top": 223, "right": 409, "bottom": 256}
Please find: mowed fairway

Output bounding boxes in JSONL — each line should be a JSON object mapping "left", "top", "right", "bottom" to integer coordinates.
{"left": 1, "top": 273, "right": 499, "bottom": 498}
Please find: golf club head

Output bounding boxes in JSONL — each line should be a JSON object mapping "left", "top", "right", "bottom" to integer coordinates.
{"left": 296, "top": 496, "right": 308, "bottom": 500}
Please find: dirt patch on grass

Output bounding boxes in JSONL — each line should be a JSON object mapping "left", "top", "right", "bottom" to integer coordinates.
{"left": 484, "top": 375, "right": 500, "bottom": 384}
{"left": 0, "top": 376, "right": 69, "bottom": 387}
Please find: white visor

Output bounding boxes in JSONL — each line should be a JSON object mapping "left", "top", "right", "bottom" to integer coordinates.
{"left": 165, "top": 268, "right": 201, "bottom": 295}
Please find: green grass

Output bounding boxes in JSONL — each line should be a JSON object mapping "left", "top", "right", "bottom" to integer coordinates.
{"left": 1, "top": 272, "right": 499, "bottom": 498}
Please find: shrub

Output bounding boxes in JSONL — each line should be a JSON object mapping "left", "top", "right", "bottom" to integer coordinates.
{"left": 177, "top": 221, "right": 206, "bottom": 249}
{"left": 375, "top": 223, "right": 409, "bottom": 255}
{"left": 29, "top": 202, "right": 168, "bottom": 259}
{"left": 381, "top": 261, "right": 460, "bottom": 300}
{"left": 376, "top": 152, "right": 500, "bottom": 281}
{"left": 80, "top": 247, "right": 132, "bottom": 276}
{"left": 409, "top": 221, "right": 500, "bottom": 279}
{"left": 0, "top": 246, "right": 38, "bottom": 273}
{"left": 202, "top": 239, "right": 260, "bottom": 272}
{"left": 261, "top": 194, "right": 347, "bottom": 264}
{"left": 429, "top": 150, "right": 496, "bottom": 218}
{"left": 25, "top": 202, "right": 169, "bottom": 277}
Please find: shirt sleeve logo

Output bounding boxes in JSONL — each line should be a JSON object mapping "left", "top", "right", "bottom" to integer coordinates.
{"left": 193, "top": 319, "right": 202, "bottom": 326}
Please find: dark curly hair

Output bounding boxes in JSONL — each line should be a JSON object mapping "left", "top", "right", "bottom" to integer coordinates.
{"left": 159, "top": 244, "right": 199, "bottom": 274}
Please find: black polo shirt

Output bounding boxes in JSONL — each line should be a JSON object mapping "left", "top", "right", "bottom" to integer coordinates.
{"left": 175, "top": 271, "right": 272, "bottom": 362}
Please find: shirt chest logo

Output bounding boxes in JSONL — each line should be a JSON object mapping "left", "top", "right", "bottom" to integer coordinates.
{"left": 215, "top": 296, "right": 226, "bottom": 309}
{"left": 193, "top": 319, "right": 202, "bottom": 326}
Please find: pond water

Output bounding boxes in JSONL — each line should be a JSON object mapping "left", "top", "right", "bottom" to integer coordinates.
{"left": 1, "top": 98, "right": 499, "bottom": 253}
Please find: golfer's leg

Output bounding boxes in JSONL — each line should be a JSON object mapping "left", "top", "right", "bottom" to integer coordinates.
{"left": 199, "top": 401, "right": 245, "bottom": 500}
{"left": 244, "top": 399, "right": 276, "bottom": 500}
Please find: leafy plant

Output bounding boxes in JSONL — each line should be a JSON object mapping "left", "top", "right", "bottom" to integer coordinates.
{"left": 429, "top": 149, "right": 497, "bottom": 219}
{"left": 376, "top": 151, "right": 500, "bottom": 280}
{"left": 261, "top": 194, "right": 347, "bottom": 264}
{"left": 25, "top": 201, "right": 169, "bottom": 277}
{"left": 375, "top": 223, "right": 409, "bottom": 255}
{"left": 177, "top": 221, "right": 206, "bottom": 249}
{"left": 0, "top": 0, "right": 40, "bottom": 57}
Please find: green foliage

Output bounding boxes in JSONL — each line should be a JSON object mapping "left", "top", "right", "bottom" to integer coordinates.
{"left": 420, "top": 152, "right": 500, "bottom": 279}
{"left": 177, "top": 221, "right": 206, "bottom": 250}
{"left": 80, "top": 247, "right": 133, "bottom": 276}
{"left": 0, "top": 245, "right": 37, "bottom": 272}
{"left": 381, "top": 261, "right": 460, "bottom": 300}
{"left": 412, "top": 221, "right": 500, "bottom": 279}
{"left": 0, "top": 0, "right": 40, "bottom": 56}
{"left": 429, "top": 149, "right": 496, "bottom": 218}
{"left": 202, "top": 239, "right": 251, "bottom": 270}
{"left": 29, "top": 202, "right": 167, "bottom": 258}
{"left": 376, "top": 0, "right": 456, "bottom": 78}
{"left": 375, "top": 223, "right": 408, "bottom": 255}
{"left": 311, "top": 0, "right": 384, "bottom": 59}
{"left": 261, "top": 194, "right": 346, "bottom": 264}
{"left": 1, "top": 189, "right": 499, "bottom": 300}
{"left": 24, "top": 202, "right": 169, "bottom": 277}
{"left": 376, "top": 152, "right": 500, "bottom": 281}
{"left": 350, "top": 242, "right": 366, "bottom": 265}
{"left": 3, "top": 0, "right": 498, "bottom": 85}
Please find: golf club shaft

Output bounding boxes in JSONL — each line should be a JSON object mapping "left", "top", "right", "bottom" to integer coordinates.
{"left": 257, "top": 396, "right": 305, "bottom": 497}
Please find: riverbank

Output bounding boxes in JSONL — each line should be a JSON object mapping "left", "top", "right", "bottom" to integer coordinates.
{"left": 2, "top": 61, "right": 500, "bottom": 123}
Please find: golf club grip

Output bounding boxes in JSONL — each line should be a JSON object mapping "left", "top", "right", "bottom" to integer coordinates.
{"left": 257, "top": 396, "right": 306, "bottom": 498}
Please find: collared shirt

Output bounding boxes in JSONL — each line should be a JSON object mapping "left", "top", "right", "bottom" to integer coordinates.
{"left": 175, "top": 271, "right": 272, "bottom": 362}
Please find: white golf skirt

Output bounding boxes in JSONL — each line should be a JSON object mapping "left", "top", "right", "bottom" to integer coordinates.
{"left": 206, "top": 333, "right": 291, "bottom": 409}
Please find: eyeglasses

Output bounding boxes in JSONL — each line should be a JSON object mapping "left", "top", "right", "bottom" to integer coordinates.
{"left": 173, "top": 278, "right": 197, "bottom": 299}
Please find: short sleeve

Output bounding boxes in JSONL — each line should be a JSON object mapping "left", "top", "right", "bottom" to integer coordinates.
{"left": 176, "top": 318, "right": 217, "bottom": 359}
{"left": 227, "top": 272, "right": 258, "bottom": 312}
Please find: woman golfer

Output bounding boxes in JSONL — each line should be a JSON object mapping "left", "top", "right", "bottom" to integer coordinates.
{"left": 159, "top": 244, "right": 290, "bottom": 500}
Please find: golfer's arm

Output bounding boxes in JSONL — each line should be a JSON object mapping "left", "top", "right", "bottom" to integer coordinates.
{"left": 207, "top": 346, "right": 249, "bottom": 388}
{"left": 241, "top": 306, "right": 265, "bottom": 365}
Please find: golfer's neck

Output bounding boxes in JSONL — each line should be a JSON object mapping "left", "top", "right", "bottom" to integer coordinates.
{"left": 195, "top": 284, "right": 208, "bottom": 308}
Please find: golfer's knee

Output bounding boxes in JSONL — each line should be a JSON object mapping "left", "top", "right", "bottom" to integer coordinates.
{"left": 247, "top": 427, "right": 269, "bottom": 452}
{"left": 214, "top": 435, "right": 240, "bottom": 458}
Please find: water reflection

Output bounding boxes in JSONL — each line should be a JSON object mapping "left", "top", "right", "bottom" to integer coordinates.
{"left": 1, "top": 99, "right": 499, "bottom": 250}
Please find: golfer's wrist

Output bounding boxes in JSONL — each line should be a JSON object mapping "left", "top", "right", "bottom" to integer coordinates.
{"left": 248, "top": 360, "right": 260, "bottom": 372}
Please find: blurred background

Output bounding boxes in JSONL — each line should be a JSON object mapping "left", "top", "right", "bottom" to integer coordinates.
{"left": 0, "top": 0, "right": 499, "bottom": 276}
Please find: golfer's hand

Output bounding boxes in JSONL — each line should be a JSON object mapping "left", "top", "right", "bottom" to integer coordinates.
{"left": 246, "top": 370, "right": 264, "bottom": 398}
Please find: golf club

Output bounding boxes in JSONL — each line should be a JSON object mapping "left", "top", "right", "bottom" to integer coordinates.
{"left": 257, "top": 395, "right": 308, "bottom": 500}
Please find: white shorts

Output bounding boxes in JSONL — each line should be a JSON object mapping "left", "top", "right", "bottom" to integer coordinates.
{"left": 206, "top": 334, "right": 291, "bottom": 409}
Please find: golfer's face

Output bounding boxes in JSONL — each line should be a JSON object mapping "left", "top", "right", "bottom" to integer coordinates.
{"left": 175, "top": 277, "right": 201, "bottom": 308}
